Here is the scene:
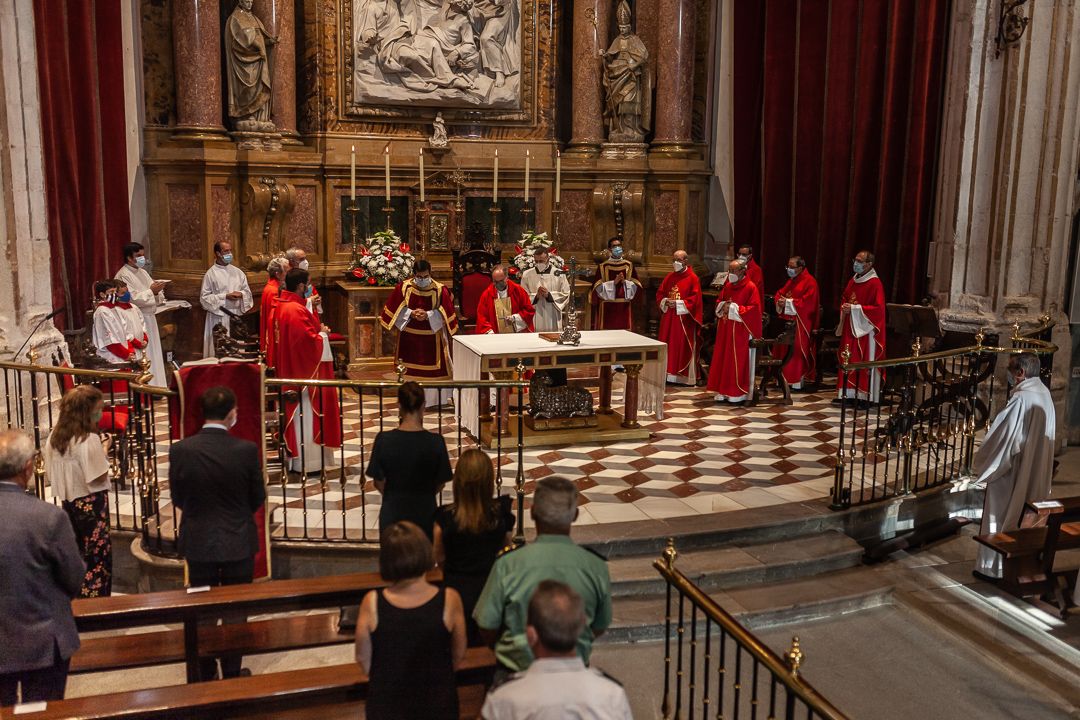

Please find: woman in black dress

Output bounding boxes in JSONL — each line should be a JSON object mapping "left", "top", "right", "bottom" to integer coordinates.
{"left": 355, "top": 521, "right": 466, "bottom": 720}
{"left": 433, "top": 448, "right": 515, "bottom": 646}
{"left": 366, "top": 382, "right": 452, "bottom": 538}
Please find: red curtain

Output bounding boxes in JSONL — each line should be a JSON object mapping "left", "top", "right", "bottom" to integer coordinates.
{"left": 34, "top": 0, "right": 131, "bottom": 331}
{"left": 734, "top": 0, "right": 950, "bottom": 307}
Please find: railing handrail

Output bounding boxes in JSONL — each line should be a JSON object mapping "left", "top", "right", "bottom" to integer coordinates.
{"left": 840, "top": 338, "right": 1058, "bottom": 371}
{"left": 0, "top": 359, "right": 142, "bottom": 381}
{"left": 654, "top": 555, "right": 850, "bottom": 720}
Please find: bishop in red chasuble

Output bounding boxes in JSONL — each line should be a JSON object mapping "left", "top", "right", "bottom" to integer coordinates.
{"left": 656, "top": 251, "right": 703, "bottom": 384}
{"left": 772, "top": 257, "right": 820, "bottom": 390}
{"left": 275, "top": 270, "right": 342, "bottom": 473}
{"left": 379, "top": 261, "right": 458, "bottom": 380}
{"left": 837, "top": 250, "right": 886, "bottom": 402}
{"left": 590, "top": 238, "right": 642, "bottom": 330}
{"left": 708, "top": 261, "right": 763, "bottom": 403}
{"left": 475, "top": 265, "right": 536, "bottom": 335}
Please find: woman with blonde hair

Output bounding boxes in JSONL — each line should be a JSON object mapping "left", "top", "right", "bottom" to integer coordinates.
{"left": 434, "top": 448, "right": 514, "bottom": 646}
{"left": 43, "top": 384, "right": 113, "bottom": 597}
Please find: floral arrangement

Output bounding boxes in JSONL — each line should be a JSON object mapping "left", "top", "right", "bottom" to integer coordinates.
{"left": 350, "top": 229, "right": 415, "bottom": 287}
{"left": 508, "top": 231, "right": 567, "bottom": 282}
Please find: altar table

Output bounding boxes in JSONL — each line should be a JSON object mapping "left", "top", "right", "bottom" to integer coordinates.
{"left": 453, "top": 330, "right": 667, "bottom": 445}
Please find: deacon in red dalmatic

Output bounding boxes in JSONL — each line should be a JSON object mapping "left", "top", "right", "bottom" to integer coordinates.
{"left": 708, "top": 260, "right": 762, "bottom": 403}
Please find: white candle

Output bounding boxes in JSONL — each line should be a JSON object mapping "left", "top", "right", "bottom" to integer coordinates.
{"left": 524, "top": 150, "right": 531, "bottom": 200}
{"left": 419, "top": 148, "right": 425, "bottom": 203}
{"left": 350, "top": 145, "right": 356, "bottom": 201}
{"left": 493, "top": 149, "right": 499, "bottom": 203}
{"left": 384, "top": 145, "right": 391, "bottom": 205}
{"left": 555, "top": 150, "right": 561, "bottom": 204}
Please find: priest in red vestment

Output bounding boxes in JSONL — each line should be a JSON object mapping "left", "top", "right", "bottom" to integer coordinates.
{"left": 260, "top": 257, "right": 287, "bottom": 368}
{"left": 708, "top": 261, "right": 763, "bottom": 403}
{"left": 476, "top": 264, "right": 535, "bottom": 334}
{"left": 590, "top": 237, "right": 642, "bottom": 330}
{"left": 656, "top": 250, "right": 703, "bottom": 384}
{"left": 286, "top": 246, "right": 321, "bottom": 322}
{"left": 275, "top": 269, "right": 342, "bottom": 473}
{"left": 737, "top": 245, "right": 766, "bottom": 307}
{"left": 837, "top": 250, "right": 886, "bottom": 402}
{"left": 379, "top": 260, "right": 458, "bottom": 405}
{"left": 773, "top": 256, "right": 820, "bottom": 390}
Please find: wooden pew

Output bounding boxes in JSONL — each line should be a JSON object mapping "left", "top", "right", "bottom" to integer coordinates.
{"left": 0, "top": 650, "right": 495, "bottom": 719}
{"left": 974, "top": 503, "right": 1080, "bottom": 618}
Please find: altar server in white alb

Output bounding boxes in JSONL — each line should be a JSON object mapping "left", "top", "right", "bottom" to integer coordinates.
{"left": 972, "top": 352, "right": 1056, "bottom": 580}
{"left": 115, "top": 242, "right": 168, "bottom": 387}
{"left": 200, "top": 241, "right": 254, "bottom": 358}
{"left": 519, "top": 247, "right": 570, "bottom": 333}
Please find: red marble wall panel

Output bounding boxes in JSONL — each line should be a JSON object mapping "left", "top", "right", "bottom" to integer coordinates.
{"left": 211, "top": 186, "right": 232, "bottom": 250}
{"left": 652, "top": 190, "right": 679, "bottom": 257}
{"left": 287, "top": 186, "right": 318, "bottom": 252}
{"left": 168, "top": 184, "right": 203, "bottom": 261}
{"left": 559, "top": 190, "right": 592, "bottom": 251}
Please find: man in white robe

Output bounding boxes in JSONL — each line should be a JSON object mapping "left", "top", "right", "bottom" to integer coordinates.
{"left": 519, "top": 247, "right": 569, "bottom": 333}
{"left": 115, "top": 242, "right": 168, "bottom": 387}
{"left": 200, "top": 241, "right": 254, "bottom": 358}
{"left": 972, "top": 352, "right": 1056, "bottom": 580}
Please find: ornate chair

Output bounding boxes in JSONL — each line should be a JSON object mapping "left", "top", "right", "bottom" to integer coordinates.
{"left": 452, "top": 247, "right": 501, "bottom": 334}
{"left": 749, "top": 317, "right": 797, "bottom": 406}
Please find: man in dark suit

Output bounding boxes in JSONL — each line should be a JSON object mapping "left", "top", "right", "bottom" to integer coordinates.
{"left": 0, "top": 430, "right": 85, "bottom": 706}
{"left": 169, "top": 386, "right": 266, "bottom": 680}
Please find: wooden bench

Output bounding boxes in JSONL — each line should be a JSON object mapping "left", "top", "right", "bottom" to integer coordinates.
{"left": 72, "top": 570, "right": 440, "bottom": 682}
{"left": 974, "top": 503, "right": 1080, "bottom": 618}
{"left": 0, "top": 650, "right": 495, "bottom": 719}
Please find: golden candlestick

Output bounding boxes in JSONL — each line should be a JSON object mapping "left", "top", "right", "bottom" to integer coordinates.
{"left": 383, "top": 204, "right": 394, "bottom": 232}
{"left": 488, "top": 205, "right": 501, "bottom": 253}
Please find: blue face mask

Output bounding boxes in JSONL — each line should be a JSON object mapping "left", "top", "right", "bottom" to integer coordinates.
{"left": 117, "top": 291, "right": 132, "bottom": 303}
{"left": 135, "top": 256, "right": 147, "bottom": 269}
{"left": 222, "top": 253, "right": 233, "bottom": 265}
{"left": 853, "top": 261, "right": 866, "bottom": 275}
{"left": 304, "top": 285, "right": 314, "bottom": 298}
{"left": 786, "top": 267, "right": 798, "bottom": 278}
{"left": 611, "top": 246, "right": 624, "bottom": 259}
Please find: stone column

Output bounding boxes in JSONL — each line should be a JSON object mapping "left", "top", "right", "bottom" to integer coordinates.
{"left": 928, "top": 0, "right": 1080, "bottom": 440}
{"left": 252, "top": 0, "right": 298, "bottom": 141}
{"left": 652, "top": 0, "right": 697, "bottom": 153}
{"left": 567, "top": 0, "right": 611, "bottom": 155}
{"left": 172, "top": 0, "right": 227, "bottom": 138}
{"left": 0, "top": 0, "right": 65, "bottom": 368}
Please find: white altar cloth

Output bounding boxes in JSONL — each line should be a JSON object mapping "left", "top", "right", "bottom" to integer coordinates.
{"left": 452, "top": 330, "right": 667, "bottom": 437}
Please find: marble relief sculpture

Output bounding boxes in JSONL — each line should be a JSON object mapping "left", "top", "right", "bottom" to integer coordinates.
{"left": 226, "top": 0, "right": 278, "bottom": 134}
{"left": 353, "top": 0, "right": 522, "bottom": 109}
{"left": 429, "top": 112, "right": 449, "bottom": 147}
{"left": 602, "top": 0, "right": 652, "bottom": 144}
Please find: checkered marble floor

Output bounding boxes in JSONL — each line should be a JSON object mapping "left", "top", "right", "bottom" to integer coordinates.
{"left": 72, "top": 375, "right": 851, "bottom": 542}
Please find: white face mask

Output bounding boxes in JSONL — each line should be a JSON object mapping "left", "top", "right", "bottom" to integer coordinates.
{"left": 728, "top": 273, "right": 741, "bottom": 283}
{"left": 414, "top": 276, "right": 432, "bottom": 288}
{"left": 673, "top": 261, "right": 685, "bottom": 272}
{"left": 535, "top": 262, "right": 549, "bottom": 272}
{"left": 786, "top": 267, "right": 798, "bottom": 278}
{"left": 135, "top": 256, "right": 147, "bottom": 269}
{"left": 738, "top": 254, "right": 749, "bottom": 263}
{"left": 298, "top": 259, "right": 309, "bottom": 271}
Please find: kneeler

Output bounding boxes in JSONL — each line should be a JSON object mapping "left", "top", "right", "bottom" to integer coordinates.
{"left": 171, "top": 361, "right": 272, "bottom": 580}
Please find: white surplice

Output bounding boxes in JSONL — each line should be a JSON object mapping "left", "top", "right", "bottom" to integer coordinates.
{"left": 973, "top": 376, "right": 1056, "bottom": 577}
{"left": 115, "top": 263, "right": 167, "bottom": 386}
{"left": 200, "top": 263, "right": 254, "bottom": 358}
{"left": 520, "top": 265, "right": 570, "bottom": 332}
{"left": 91, "top": 305, "right": 132, "bottom": 365}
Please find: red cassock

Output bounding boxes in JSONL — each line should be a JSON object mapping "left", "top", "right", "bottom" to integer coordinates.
{"left": 590, "top": 258, "right": 641, "bottom": 330}
{"left": 656, "top": 269, "right": 704, "bottom": 382}
{"left": 274, "top": 290, "right": 342, "bottom": 455}
{"left": 707, "top": 277, "right": 763, "bottom": 401}
{"left": 772, "top": 270, "right": 820, "bottom": 388}
{"left": 744, "top": 259, "right": 766, "bottom": 307}
{"left": 378, "top": 280, "right": 459, "bottom": 379}
{"left": 475, "top": 282, "right": 536, "bottom": 334}
{"left": 837, "top": 271, "right": 886, "bottom": 400}
{"left": 260, "top": 277, "right": 280, "bottom": 366}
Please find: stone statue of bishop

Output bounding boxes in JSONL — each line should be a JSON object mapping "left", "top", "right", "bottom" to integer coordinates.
{"left": 226, "top": 0, "right": 278, "bottom": 133}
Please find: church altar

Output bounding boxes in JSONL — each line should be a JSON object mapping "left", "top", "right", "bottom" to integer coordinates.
{"left": 453, "top": 330, "right": 666, "bottom": 448}
{"left": 335, "top": 282, "right": 396, "bottom": 372}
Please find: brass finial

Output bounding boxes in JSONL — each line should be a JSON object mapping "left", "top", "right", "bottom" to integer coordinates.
{"left": 975, "top": 328, "right": 985, "bottom": 348}
{"left": 1039, "top": 312, "right": 1051, "bottom": 326}
{"left": 786, "top": 636, "right": 804, "bottom": 676}
{"left": 911, "top": 338, "right": 921, "bottom": 358}
{"left": 515, "top": 361, "right": 527, "bottom": 379}
{"left": 662, "top": 537, "right": 678, "bottom": 569}
{"left": 1011, "top": 321, "right": 1021, "bottom": 340}
{"left": 137, "top": 354, "right": 152, "bottom": 383}
{"left": 840, "top": 345, "right": 852, "bottom": 367}
{"left": 27, "top": 346, "right": 38, "bottom": 365}
{"left": 395, "top": 362, "right": 406, "bottom": 382}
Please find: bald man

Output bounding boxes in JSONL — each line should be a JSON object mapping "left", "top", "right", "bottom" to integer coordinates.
{"left": 656, "top": 250, "right": 703, "bottom": 385}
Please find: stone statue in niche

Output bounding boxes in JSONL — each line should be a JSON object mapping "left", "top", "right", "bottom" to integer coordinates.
{"left": 429, "top": 112, "right": 449, "bottom": 148}
{"left": 226, "top": 0, "right": 281, "bottom": 147}
{"left": 352, "top": 0, "right": 522, "bottom": 110}
{"left": 602, "top": 0, "right": 652, "bottom": 145}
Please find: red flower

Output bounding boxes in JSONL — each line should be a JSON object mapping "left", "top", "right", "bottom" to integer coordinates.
{"left": 562, "top": 266, "right": 569, "bottom": 272}
{"left": 368, "top": 277, "right": 377, "bottom": 285}
{"left": 352, "top": 268, "right": 365, "bottom": 279}
{"left": 399, "top": 243, "right": 410, "bottom": 253}
{"left": 549, "top": 247, "right": 558, "bottom": 255}
{"left": 515, "top": 245, "right": 523, "bottom": 254}
{"left": 384, "top": 251, "right": 393, "bottom": 260}
{"left": 508, "top": 266, "right": 518, "bottom": 275}
{"left": 359, "top": 247, "right": 369, "bottom": 256}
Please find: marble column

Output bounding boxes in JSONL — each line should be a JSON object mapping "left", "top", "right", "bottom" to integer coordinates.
{"left": 567, "top": 0, "right": 611, "bottom": 155}
{"left": 252, "top": 0, "right": 298, "bottom": 141}
{"left": 652, "top": 0, "right": 698, "bottom": 153}
{"left": 0, "top": 0, "right": 65, "bottom": 370}
{"left": 172, "top": 0, "right": 227, "bottom": 138}
{"left": 928, "top": 0, "right": 1080, "bottom": 441}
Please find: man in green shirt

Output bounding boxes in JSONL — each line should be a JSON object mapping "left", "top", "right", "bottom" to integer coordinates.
{"left": 473, "top": 476, "right": 613, "bottom": 676}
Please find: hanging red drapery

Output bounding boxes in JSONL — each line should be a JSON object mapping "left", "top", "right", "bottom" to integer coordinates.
{"left": 734, "top": 0, "right": 950, "bottom": 309}
{"left": 34, "top": 0, "right": 131, "bottom": 331}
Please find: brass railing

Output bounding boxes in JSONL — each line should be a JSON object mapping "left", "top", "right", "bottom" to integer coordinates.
{"left": 654, "top": 539, "right": 849, "bottom": 720}
{"left": 0, "top": 358, "right": 528, "bottom": 554}
{"left": 831, "top": 316, "right": 1058, "bottom": 508}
